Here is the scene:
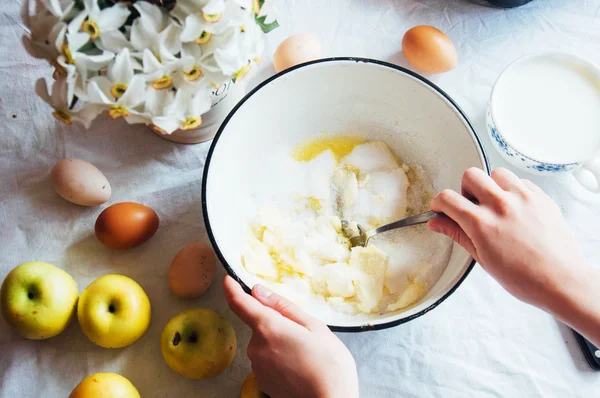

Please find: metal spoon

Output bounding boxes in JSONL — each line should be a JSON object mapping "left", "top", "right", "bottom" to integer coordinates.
{"left": 341, "top": 211, "right": 443, "bottom": 248}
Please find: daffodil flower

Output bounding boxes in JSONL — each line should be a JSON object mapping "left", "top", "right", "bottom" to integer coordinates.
{"left": 142, "top": 49, "right": 179, "bottom": 91}
{"left": 87, "top": 75, "right": 150, "bottom": 124}
{"left": 56, "top": 28, "right": 115, "bottom": 101}
{"left": 174, "top": 0, "right": 252, "bottom": 44}
{"left": 213, "top": 26, "right": 262, "bottom": 80}
{"left": 21, "top": 0, "right": 64, "bottom": 61}
{"left": 172, "top": 43, "right": 227, "bottom": 94}
{"left": 85, "top": 48, "right": 137, "bottom": 101}
{"left": 35, "top": 77, "right": 103, "bottom": 128}
{"left": 67, "top": 0, "right": 131, "bottom": 53}
{"left": 130, "top": 2, "right": 182, "bottom": 61}
{"left": 151, "top": 89, "right": 212, "bottom": 134}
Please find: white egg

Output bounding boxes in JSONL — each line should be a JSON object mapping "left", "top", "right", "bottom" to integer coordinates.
{"left": 51, "top": 158, "right": 111, "bottom": 206}
{"left": 273, "top": 33, "right": 322, "bottom": 73}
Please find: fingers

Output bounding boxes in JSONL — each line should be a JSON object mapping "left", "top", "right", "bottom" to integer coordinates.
{"left": 461, "top": 167, "right": 505, "bottom": 203}
{"left": 521, "top": 178, "right": 541, "bottom": 193}
{"left": 252, "top": 284, "right": 322, "bottom": 331}
{"left": 430, "top": 189, "right": 480, "bottom": 234}
{"left": 223, "top": 275, "right": 270, "bottom": 328}
{"left": 491, "top": 168, "right": 524, "bottom": 193}
{"left": 427, "top": 217, "right": 479, "bottom": 262}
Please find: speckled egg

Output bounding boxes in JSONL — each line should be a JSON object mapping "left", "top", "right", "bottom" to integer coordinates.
{"left": 168, "top": 242, "right": 217, "bottom": 299}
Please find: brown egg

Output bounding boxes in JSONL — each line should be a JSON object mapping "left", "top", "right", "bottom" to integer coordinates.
{"left": 402, "top": 26, "right": 457, "bottom": 74}
{"left": 168, "top": 242, "right": 216, "bottom": 299}
{"left": 95, "top": 202, "right": 159, "bottom": 249}
{"left": 273, "top": 33, "right": 322, "bottom": 73}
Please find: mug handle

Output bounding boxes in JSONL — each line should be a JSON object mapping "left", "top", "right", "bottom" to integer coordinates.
{"left": 573, "top": 154, "right": 600, "bottom": 193}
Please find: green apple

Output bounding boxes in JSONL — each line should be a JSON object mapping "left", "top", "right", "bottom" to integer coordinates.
{"left": 0, "top": 261, "right": 78, "bottom": 340}
{"left": 161, "top": 308, "right": 236, "bottom": 379}
{"left": 78, "top": 274, "right": 151, "bottom": 348}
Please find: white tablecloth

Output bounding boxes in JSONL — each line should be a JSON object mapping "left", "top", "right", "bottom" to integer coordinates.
{"left": 1, "top": 0, "right": 600, "bottom": 396}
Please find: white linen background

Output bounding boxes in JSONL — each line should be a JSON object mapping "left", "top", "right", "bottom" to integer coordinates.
{"left": 1, "top": 0, "right": 600, "bottom": 396}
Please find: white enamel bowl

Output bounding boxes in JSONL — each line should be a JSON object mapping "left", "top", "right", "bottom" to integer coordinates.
{"left": 203, "top": 58, "right": 489, "bottom": 331}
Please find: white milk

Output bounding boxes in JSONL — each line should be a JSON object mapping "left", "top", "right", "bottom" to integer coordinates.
{"left": 492, "top": 54, "right": 600, "bottom": 164}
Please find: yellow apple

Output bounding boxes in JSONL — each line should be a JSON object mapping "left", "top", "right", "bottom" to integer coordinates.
{"left": 240, "top": 372, "right": 268, "bottom": 398}
{"left": 0, "top": 261, "right": 78, "bottom": 340}
{"left": 78, "top": 274, "right": 151, "bottom": 348}
{"left": 69, "top": 372, "right": 140, "bottom": 398}
{"left": 161, "top": 308, "right": 236, "bottom": 379}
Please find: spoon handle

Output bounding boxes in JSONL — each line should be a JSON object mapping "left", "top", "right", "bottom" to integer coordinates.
{"left": 366, "top": 211, "right": 443, "bottom": 240}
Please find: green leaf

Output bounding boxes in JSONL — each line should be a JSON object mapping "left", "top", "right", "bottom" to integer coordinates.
{"left": 255, "top": 15, "right": 279, "bottom": 34}
{"left": 258, "top": 0, "right": 265, "bottom": 8}
{"left": 78, "top": 40, "right": 97, "bottom": 53}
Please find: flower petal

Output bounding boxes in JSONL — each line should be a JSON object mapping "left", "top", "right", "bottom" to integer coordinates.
{"left": 142, "top": 48, "right": 164, "bottom": 74}
{"left": 180, "top": 14, "right": 207, "bottom": 43}
{"left": 51, "top": 23, "right": 67, "bottom": 51}
{"left": 160, "top": 23, "right": 182, "bottom": 58}
{"left": 97, "top": 3, "right": 130, "bottom": 32}
{"left": 67, "top": 9, "right": 88, "bottom": 34}
{"left": 75, "top": 51, "right": 115, "bottom": 71}
{"left": 119, "top": 75, "right": 146, "bottom": 108}
{"left": 134, "top": 1, "right": 167, "bottom": 33}
{"left": 203, "top": 0, "right": 225, "bottom": 15}
{"left": 96, "top": 29, "right": 132, "bottom": 53}
{"left": 124, "top": 110, "right": 152, "bottom": 125}
{"left": 50, "top": 78, "right": 70, "bottom": 109}
{"left": 72, "top": 103, "right": 104, "bottom": 128}
{"left": 83, "top": 0, "right": 99, "bottom": 14}
{"left": 35, "top": 78, "right": 52, "bottom": 106}
{"left": 66, "top": 31, "right": 91, "bottom": 53}
{"left": 152, "top": 115, "right": 183, "bottom": 134}
{"left": 87, "top": 77, "right": 115, "bottom": 105}
{"left": 20, "top": 0, "right": 32, "bottom": 28}
{"left": 144, "top": 88, "right": 173, "bottom": 116}
{"left": 190, "top": 89, "right": 212, "bottom": 117}
{"left": 109, "top": 48, "right": 135, "bottom": 85}
{"left": 129, "top": 19, "right": 154, "bottom": 51}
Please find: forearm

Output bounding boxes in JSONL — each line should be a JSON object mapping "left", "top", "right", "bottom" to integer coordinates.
{"left": 547, "top": 262, "right": 600, "bottom": 347}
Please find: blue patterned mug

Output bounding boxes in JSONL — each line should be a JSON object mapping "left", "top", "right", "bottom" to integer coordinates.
{"left": 487, "top": 53, "right": 600, "bottom": 192}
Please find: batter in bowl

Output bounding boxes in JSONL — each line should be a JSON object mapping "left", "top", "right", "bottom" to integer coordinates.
{"left": 242, "top": 136, "right": 452, "bottom": 315}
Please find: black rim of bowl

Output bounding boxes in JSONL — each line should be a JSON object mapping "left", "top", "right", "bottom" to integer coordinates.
{"left": 202, "top": 57, "right": 490, "bottom": 333}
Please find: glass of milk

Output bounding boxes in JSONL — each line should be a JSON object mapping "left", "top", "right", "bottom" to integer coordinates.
{"left": 486, "top": 53, "right": 600, "bottom": 192}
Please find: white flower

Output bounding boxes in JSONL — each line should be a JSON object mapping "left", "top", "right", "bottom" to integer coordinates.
{"left": 175, "top": 0, "right": 252, "bottom": 44}
{"left": 145, "top": 89, "right": 174, "bottom": 118}
{"left": 35, "top": 77, "right": 103, "bottom": 128}
{"left": 87, "top": 75, "right": 149, "bottom": 124}
{"left": 56, "top": 28, "right": 115, "bottom": 100}
{"left": 41, "top": 0, "right": 76, "bottom": 20}
{"left": 130, "top": 2, "right": 182, "bottom": 60}
{"left": 213, "top": 27, "right": 258, "bottom": 80}
{"left": 85, "top": 48, "right": 137, "bottom": 101}
{"left": 151, "top": 89, "right": 212, "bottom": 134}
{"left": 142, "top": 49, "right": 180, "bottom": 91}
{"left": 172, "top": 43, "right": 227, "bottom": 94}
{"left": 67, "top": 0, "right": 131, "bottom": 53}
{"left": 21, "top": 0, "right": 63, "bottom": 61}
